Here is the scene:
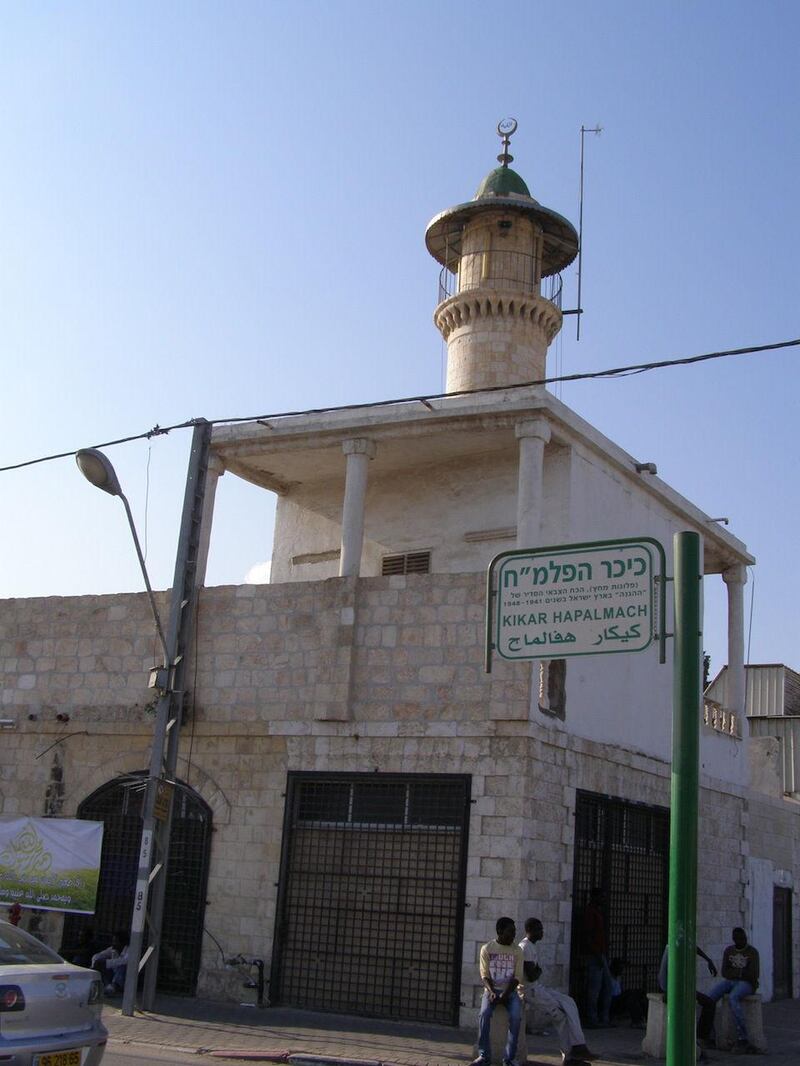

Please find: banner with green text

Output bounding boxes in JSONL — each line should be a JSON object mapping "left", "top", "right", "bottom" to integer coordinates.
{"left": 0, "top": 817, "right": 104, "bottom": 914}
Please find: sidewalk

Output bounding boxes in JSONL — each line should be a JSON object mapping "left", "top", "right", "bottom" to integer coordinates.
{"left": 104, "top": 995, "right": 800, "bottom": 1065}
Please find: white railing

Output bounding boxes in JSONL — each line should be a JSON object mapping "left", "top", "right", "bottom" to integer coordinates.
{"left": 703, "top": 698, "right": 740, "bottom": 738}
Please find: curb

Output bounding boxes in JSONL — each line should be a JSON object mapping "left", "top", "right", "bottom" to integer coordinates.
{"left": 208, "top": 1053, "right": 386, "bottom": 1061}
{"left": 206, "top": 1055, "right": 415, "bottom": 1066}
{"left": 288, "top": 1057, "right": 381, "bottom": 1066}
{"left": 206, "top": 1055, "right": 292, "bottom": 1063}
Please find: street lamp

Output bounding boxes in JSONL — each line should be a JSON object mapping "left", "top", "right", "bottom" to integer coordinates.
{"left": 75, "top": 425, "right": 211, "bottom": 1016}
{"left": 76, "top": 446, "right": 177, "bottom": 1017}
{"left": 75, "top": 449, "right": 169, "bottom": 670}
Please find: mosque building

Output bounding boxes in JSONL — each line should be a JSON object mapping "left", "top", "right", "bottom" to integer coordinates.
{"left": 1, "top": 123, "right": 796, "bottom": 1021}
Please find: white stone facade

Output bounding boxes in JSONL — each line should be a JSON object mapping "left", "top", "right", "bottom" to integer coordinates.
{"left": 1, "top": 573, "right": 798, "bottom": 1022}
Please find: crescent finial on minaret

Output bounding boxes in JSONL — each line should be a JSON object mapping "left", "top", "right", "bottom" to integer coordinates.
{"left": 496, "top": 118, "right": 517, "bottom": 167}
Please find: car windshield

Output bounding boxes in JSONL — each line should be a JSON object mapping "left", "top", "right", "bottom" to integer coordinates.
{"left": 0, "top": 922, "right": 63, "bottom": 965}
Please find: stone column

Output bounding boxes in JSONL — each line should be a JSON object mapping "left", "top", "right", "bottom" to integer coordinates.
{"left": 339, "top": 439, "right": 376, "bottom": 578}
{"left": 194, "top": 454, "right": 225, "bottom": 588}
{"left": 723, "top": 564, "right": 747, "bottom": 722}
{"left": 516, "top": 418, "right": 553, "bottom": 713}
{"left": 515, "top": 418, "right": 551, "bottom": 548}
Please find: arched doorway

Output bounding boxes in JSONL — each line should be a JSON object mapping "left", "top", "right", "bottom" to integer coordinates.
{"left": 63, "top": 773, "right": 212, "bottom": 995}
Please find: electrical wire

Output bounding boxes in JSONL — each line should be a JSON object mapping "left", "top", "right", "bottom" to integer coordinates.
{"left": 2, "top": 337, "right": 798, "bottom": 475}
{"left": 186, "top": 591, "right": 201, "bottom": 779}
{"left": 203, "top": 925, "right": 227, "bottom": 964}
{"left": 143, "top": 442, "right": 152, "bottom": 561}
{"left": 1, "top": 421, "right": 189, "bottom": 473}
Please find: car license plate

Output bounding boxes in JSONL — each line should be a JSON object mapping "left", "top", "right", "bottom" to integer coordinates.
{"left": 34, "top": 1051, "right": 82, "bottom": 1066}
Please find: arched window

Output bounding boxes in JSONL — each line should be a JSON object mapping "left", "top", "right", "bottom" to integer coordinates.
{"left": 62, "top": 773, "right": 211, "bottom": 996}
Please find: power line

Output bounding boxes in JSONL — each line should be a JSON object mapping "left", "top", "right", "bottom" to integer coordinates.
{"left": 2, "top": 336, "right": 798, "bottom": 475}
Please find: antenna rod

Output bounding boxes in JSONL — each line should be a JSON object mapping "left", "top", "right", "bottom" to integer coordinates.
{"left": 577, "top": 124, "right": 602, "bottom": 341}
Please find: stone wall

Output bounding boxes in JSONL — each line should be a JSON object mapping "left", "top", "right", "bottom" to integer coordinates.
{"left": 1, "top": 575, "right": 797, "bottom": 1018}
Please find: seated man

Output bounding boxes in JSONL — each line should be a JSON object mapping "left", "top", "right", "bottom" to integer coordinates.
{"left": 608, "top": 958, "right": 646, "bottom": 1028}
{"left": 707, "top": 928, "right": 761, "bottom": 1054}
{"left": 658, "top": 941, "right": 718, "bottom": 1045}
{"left": 471, "top": 917, "right": 524, "bottom": 1066}
{"left": 91, "top": 930, "right": 129, "bottom": 996}
{"left": 520, "top": 918, "right": 595, "bottom": 1065}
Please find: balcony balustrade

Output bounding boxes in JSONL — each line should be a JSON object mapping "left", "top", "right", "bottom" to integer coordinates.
{"left": 438, "top": 248, "right": 563, "bottom": 309}
{"left": 703, "top": 697, "right": 740, "bottom": 738}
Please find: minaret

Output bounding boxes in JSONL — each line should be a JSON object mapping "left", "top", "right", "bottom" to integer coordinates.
{"left": 425, "top": 119, "right": 579, "bottom": 393}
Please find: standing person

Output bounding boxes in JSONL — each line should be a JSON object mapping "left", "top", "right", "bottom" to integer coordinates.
{"left": 471, "top": 917, "right": 524, "bottom": 1066}
{"left": 581, "top": 888, "right": 612, "bottom": 1027}
{"left": 520, "top": 918, "right": 595, "bottom": 1065}
{"left": 657, "top": 942, "right": 718, "bottom": 1044}
{"left": 91, "top": 930, "right": 129, "bottom": 996}
{"left": 707, "top": 928, "right": 761, "bottom": 1054}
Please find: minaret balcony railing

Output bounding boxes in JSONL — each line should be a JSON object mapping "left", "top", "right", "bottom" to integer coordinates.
{"left": 438, "top": 249, "right": 562, "bottom": 309}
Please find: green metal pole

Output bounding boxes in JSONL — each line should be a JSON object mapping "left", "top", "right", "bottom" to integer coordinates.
{"left": 667, "top": 531, "right": 702, "bottom": 1066}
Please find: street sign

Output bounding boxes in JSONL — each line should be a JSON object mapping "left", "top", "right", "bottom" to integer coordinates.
{"left": 486, "top": 537, "right": 666, "bottom": 666}
{"left": 153, "top": 780, "right": 174, "bottom": 823}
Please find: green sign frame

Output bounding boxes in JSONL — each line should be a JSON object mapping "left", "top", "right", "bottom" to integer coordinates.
{"left": 486, "top": 536, "right": 667, "bottom": 671}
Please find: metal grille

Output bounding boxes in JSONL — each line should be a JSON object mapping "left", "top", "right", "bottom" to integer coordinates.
{"left": 271, "top": 773, "right": 471, "bottom": 1024}
{"left": 438, "top": 252, "right": 563, "bottom": 308}
{"left": 62, "top": 773, "right": 211, "bottom": 995}
{"left": 569, "top": 791, "right": 669, "bottom": 1005}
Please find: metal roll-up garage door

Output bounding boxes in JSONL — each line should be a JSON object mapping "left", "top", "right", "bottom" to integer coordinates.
{"left": 271, "top": 772, "right": 471, "bottom": 1024}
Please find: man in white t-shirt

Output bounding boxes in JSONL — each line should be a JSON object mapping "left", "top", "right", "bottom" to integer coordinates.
{"left": 470, "top": 917, "right": 524, "bottom": 1066}
{"left": 520, "top": 918, "right": 595, "bottom": 1065}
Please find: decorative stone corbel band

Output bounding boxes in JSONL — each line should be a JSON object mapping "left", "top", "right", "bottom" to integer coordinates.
{"left": 339, "top": 439, "right": 377, "bottom": 578}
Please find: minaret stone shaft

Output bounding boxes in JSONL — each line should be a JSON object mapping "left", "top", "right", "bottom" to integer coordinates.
{"left": 425, "top": 121, "right": 579, "bottom": 393}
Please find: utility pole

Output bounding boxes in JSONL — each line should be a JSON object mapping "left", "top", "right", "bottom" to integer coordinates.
{"left": 122, "top": 419, "right": 212, "bottom": 1015}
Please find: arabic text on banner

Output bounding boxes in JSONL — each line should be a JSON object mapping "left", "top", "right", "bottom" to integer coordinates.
{"left": 0, "top": 816, "right": 104, "bottom": 914}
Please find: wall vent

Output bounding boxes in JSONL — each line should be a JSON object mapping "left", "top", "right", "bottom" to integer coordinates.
{"left": 381, "top": 551, "right": 431, "bottom": 576}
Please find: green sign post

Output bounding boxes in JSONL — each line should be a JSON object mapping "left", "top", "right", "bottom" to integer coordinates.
{"left": 486, "top": 532, "right": 704, "bottom": 1066}
{"left": 667, "top": 531, "right": 702, "bottom": 1066}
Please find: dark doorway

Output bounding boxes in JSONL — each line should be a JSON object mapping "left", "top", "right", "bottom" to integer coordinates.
{"left": 569, "top": 791, "right": 669, "bottom": 1007}
{"left": 772, "top": 886, "right": 792, "bottom": 999}
{"left": 62, "top": 773, "right": 212, "bottom": 995}
{"left": 271, "top": 772, "right": 471, "bottom": 1024}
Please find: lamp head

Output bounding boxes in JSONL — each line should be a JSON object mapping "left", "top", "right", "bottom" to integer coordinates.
{"left": 75, "top": 448, "right": 123, "bottom": 497}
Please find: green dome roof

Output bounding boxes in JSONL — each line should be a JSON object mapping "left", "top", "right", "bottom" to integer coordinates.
{"left": 475, "top": 166, "right": 532, "bottom": 199}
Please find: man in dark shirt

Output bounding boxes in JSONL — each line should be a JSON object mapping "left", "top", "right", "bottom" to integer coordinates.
{"left": 708, "top": 928, "right": 761, "bottom": 1053}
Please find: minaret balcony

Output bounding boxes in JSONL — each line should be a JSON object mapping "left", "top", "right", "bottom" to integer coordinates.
{"left": 437, "top": 249, "right": 563, "bottom": 308}
{"left": 435, "top": 251, "right": 563, "bottom": 347}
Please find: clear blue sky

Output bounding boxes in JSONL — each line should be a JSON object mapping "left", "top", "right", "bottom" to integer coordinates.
{"left": 2, "top": 1, "right": 798, "bottom": 677}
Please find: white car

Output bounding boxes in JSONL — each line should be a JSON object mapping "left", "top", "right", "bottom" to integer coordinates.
{"left": 0, "top": 919, "right": 107, "bottom": 1065}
